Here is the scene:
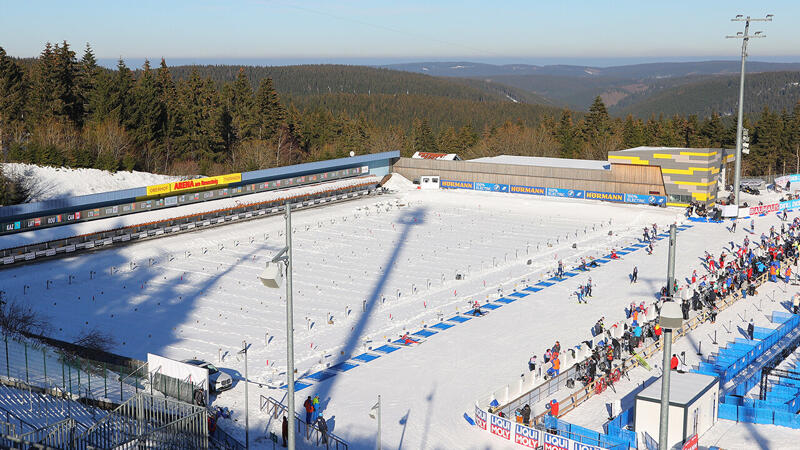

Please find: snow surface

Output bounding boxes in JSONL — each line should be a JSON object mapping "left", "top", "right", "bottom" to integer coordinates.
{"left": 1, "top": 163, "right": 179, "bottom": 203}
{"left": 2, "top": 172, "right": 800, "bottom": 448}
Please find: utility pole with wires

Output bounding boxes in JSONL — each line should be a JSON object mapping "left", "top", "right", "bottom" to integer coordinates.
{"left": 727, "top": 13, "right": 772, "bottom": 207}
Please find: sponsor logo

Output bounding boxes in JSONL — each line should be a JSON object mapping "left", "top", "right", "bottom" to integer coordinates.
{"left": 147, "top": 173, "right": 242, "bottom": 196}
{"left": 441, "top": 180, "right": 474, "bottom": 190}
{"left": 514, "top": 424, "right": 539, "bottom": 448}
{"left": 750, "top": 203, "right": 779, "bottom": 215}
{"left": 543, "top": 433, "right": 570, "bottom": 450}
{"left": 475, "top": 182, "right": 509, "bottom": 192}
{"left": 489, "top": 415, "right": 512, "bottom": 440}
{"left": 574, "top": 443, "right": 603, "bottom": 450}
{"left": 586, "top": 191, "right": 624, "bottom": 202}
{"left": 547, "top": 188, "right": 585, "bottom": 198}
{"left": 475, "top": 407, "right": 487, "bottom": 430}
{"left": 511, "top": 185, "right": 546, "bottom": 195}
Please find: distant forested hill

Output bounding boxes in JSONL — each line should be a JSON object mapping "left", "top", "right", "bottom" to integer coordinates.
{"left": 162, "top": 64, "right": 554, "bottom": 105}
{"left": 614, "top": 71, "right": 800, "bottom": 118}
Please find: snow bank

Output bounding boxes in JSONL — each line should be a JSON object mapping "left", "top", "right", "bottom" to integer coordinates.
{"left": 1, "top": 163, "right": 179, "bottom": 202}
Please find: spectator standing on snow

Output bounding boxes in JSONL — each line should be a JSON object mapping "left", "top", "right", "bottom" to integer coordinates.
{"left": 557, "top": 260, "right": 564, "bottom": 278}
{"left": 317, "top": 414, "right": 329, "bottom": 445}
{"left": 282, "top": 416, "right": 289, "bottom": 447}
{"left": 304, "top": 396, "right": 314, "bottom": 424}
{"left": 670, "top": 354, "right": 679, "bottom": 370}
{"left": 631, "top": 266, "right": 638, "bottom": 283}
{"left": 731, "top": 221, "right": 737, "bottom": 233}
{"left": 529, "top": 355, "right": 537, "bottom": 372}
{"left": 747, "top": 319, "right": 755, "bottom": 340}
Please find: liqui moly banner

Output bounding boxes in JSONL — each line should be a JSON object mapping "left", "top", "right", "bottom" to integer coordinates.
{"left": 543, "top": 432, "right": 571, "bottom": 450}
{"left": 474, "top": 405, "right": 487, "bottom": 430}
{"left": 490, "top": 414, "right": 512, "bottom": 440}
{"left": 474, "top": 409, "right": 609, "bottom": 449}
{"left": 514, "top": 424, "right": 540, "bottom": 448}
{"left": 573, "top": 442, "right": 605, "bottom": 450}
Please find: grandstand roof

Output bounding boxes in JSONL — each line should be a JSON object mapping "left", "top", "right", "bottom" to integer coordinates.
{"left": 637, "top": 372, "right": 718, "bottom": 406}
{"left": 469, "top": 155, "right": 610, "bottom": 171}
{"left": 616, "top": 146, "right": 724, "bottom": 153}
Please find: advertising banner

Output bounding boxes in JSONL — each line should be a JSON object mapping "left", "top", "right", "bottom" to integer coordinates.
{"left": 780, "top": 199, "right": 800, "bottom": 210}
{"left": 681, "top": 434, "right": 698, "bottom": 450}
{"left": 514, "top": 423, "right": 540, "bottom": 448}
{"left": 573, "top": 442, "right": 605, "bottom": 450}
{"left": 624, "top": 193, "right": 667, "bottom": 205}
{"left": 749, "top": 202, "right": 780, "bottom": 215}
{"left": 586, "top": 191, "right": 624, "bottom": 202}
{"left": 489, "top": 414, "right": 512, "bottom": 440}
{"left": 475, "top": 405, "right": 487, "bottom": 430}
{"left": 440, "top": 179, "right": 474, "bottom": 190}
{"left": 542, "top": 432, "right": 571, "bottom": 450}
{"left": 510, "top": 185, "right": 546, "bottom": 195}
{"left": 475, "top": 182, "right": 509, "bottom": 193}
{"left": 147, "top": 173, "right": 242, "bottom": 196}
{"left": 547, "top": 188, "right": 585, "bottom": 199}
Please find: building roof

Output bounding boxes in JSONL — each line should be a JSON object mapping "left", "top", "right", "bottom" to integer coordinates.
{"left": 637, "top": 372, "right": 718, "bottom": 406}
{"left": 615, "top": 146, "right": 724, "bottom": 153}
{"left": 469, "top": 155, "right": 610, "bottom": 171}
{"left": 412, "top": 152, "right": 461, "bottom": 160}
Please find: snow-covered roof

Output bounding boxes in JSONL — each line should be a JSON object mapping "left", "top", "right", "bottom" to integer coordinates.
{"left": 411, "top": 152, "right": 461, "bottom": 160}
{"left": 637, "top": 372, "right": 718, "bottom": 406}
{"left": 469, "top": 155, "right": 610, "bottom": 171}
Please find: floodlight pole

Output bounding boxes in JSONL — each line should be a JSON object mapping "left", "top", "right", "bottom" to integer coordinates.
{"left": 727, "top": 14, "right": 771, "bottom": 206}
{"left": 241, "top": 340, "right": 249, "bottom": 449}
{"left": 659, "top": 225, "right": 677, "bottom": 450}
{"left": 285, "top": 202, "right": 296, "bottom": 450}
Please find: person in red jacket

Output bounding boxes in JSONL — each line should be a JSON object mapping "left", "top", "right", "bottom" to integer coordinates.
{"left": 549, "top": 399, "right": 559, "bottom": 417}
{"left": 670, "top": 354, "right": 679, "bottom": 371}
{"left": 303, "top": 396, "right": 314, "bottom": 424}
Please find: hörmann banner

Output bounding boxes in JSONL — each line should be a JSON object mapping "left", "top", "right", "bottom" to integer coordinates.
{"left": 510, "top": 185, "right": 546, "bottom": 195}
{"left": 440, "top": 179, "right": 475, "bottom": 190}
{"left": 586, "top": 191, "right": 624, "bottom": 202}
{"left": 146, "top": 173, "right": 242, "bottom": 196}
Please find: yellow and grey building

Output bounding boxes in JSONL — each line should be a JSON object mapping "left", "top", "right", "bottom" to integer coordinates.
{"left": 607, "top": 146, "right": 736, "bottom": 207}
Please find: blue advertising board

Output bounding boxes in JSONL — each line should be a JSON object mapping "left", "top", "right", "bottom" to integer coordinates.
{"left": 586, "top": 191, "right": 624, "bottom": 202}
{"left": 546, "top": 188, "right": 585, "bottom": 199}
{"left": 510, "top": 185, "right": 546, "bottom": 195}
{"left": 624, "top": 193, "right": 666, "bottom": 205}
{"left": 440, "top": 179, "right": 474, "bottom": 190}
{"left": 475, "top": 182, "right": 509, "bottom": 193}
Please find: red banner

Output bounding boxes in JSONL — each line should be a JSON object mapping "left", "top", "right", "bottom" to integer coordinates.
{"left": 682, "top": 434, "right": 698, "bottom": 450}
{"left": 749, "top": 202, "right": 779, "bottom": 215}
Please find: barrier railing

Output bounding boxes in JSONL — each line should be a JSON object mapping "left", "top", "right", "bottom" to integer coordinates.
{"left": 260, "top": 395, "right": 348, "bottom": 450}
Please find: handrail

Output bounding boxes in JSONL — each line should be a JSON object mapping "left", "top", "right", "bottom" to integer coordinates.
{"left": 259, "top": 395, "right": 349, "bottom": 449}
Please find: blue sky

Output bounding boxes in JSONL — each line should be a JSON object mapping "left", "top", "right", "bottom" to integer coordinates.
{"left": 1, "top": 0, "right": 797, "bottom": 67}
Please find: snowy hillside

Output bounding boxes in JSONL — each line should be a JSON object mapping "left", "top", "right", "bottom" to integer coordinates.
{"left": 1, "top": 163, "right": 180, "bottom": 202}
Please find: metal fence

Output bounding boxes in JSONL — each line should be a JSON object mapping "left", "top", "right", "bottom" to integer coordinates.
{"left": 0, "top": 334, "right": 147, "bottom": 403}
{"left": 75, "top": 391, "right": 209, "bottom": 449}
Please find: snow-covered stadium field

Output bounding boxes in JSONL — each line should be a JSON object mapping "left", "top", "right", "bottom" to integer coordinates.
{"left": 3, "top": 172, "right": 800, "bottom": 449}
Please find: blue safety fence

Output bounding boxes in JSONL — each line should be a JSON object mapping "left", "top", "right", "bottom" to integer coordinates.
{"left": 698, "top": 313, "right": 800, "bottom": 385}
{"left": 604, "top": 408, "right": 638, "bottom": 449}
{"left": 713, "top": 312, "right": 800, "bottom": 428}
{"left": 545, "top": 415, "right": 631, "bottom": 449}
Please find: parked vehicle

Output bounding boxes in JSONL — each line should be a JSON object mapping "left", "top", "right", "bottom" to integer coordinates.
{"left": 182, "top": 359, "right": 233, "bottom": 392}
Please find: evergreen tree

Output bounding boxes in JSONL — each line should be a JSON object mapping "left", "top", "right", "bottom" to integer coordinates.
{"left": 411, "top": 118, "right": 437, "bottom": 153}
{"left": 77, "top": 43, "right": 99, "bottom": 121}
{"left": 622, "top": 115, "right": 645, "bottom": 148}
{"left": 583, "top": 96, "right": 612, "bottom": 140}
{"left": 0, "top": 47, "right": 27, "bottom": 159}
{"left": 128, "top": 60, "right": 166, "bottom": 170}
{"left": 556, "top": 110, "right": 578, "bottom": 158}
{"left": 253, "top": 77, "right": 285, "bottom": 140}
{"left": 224, "top": 68, "right": 256, "bottom": 142}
